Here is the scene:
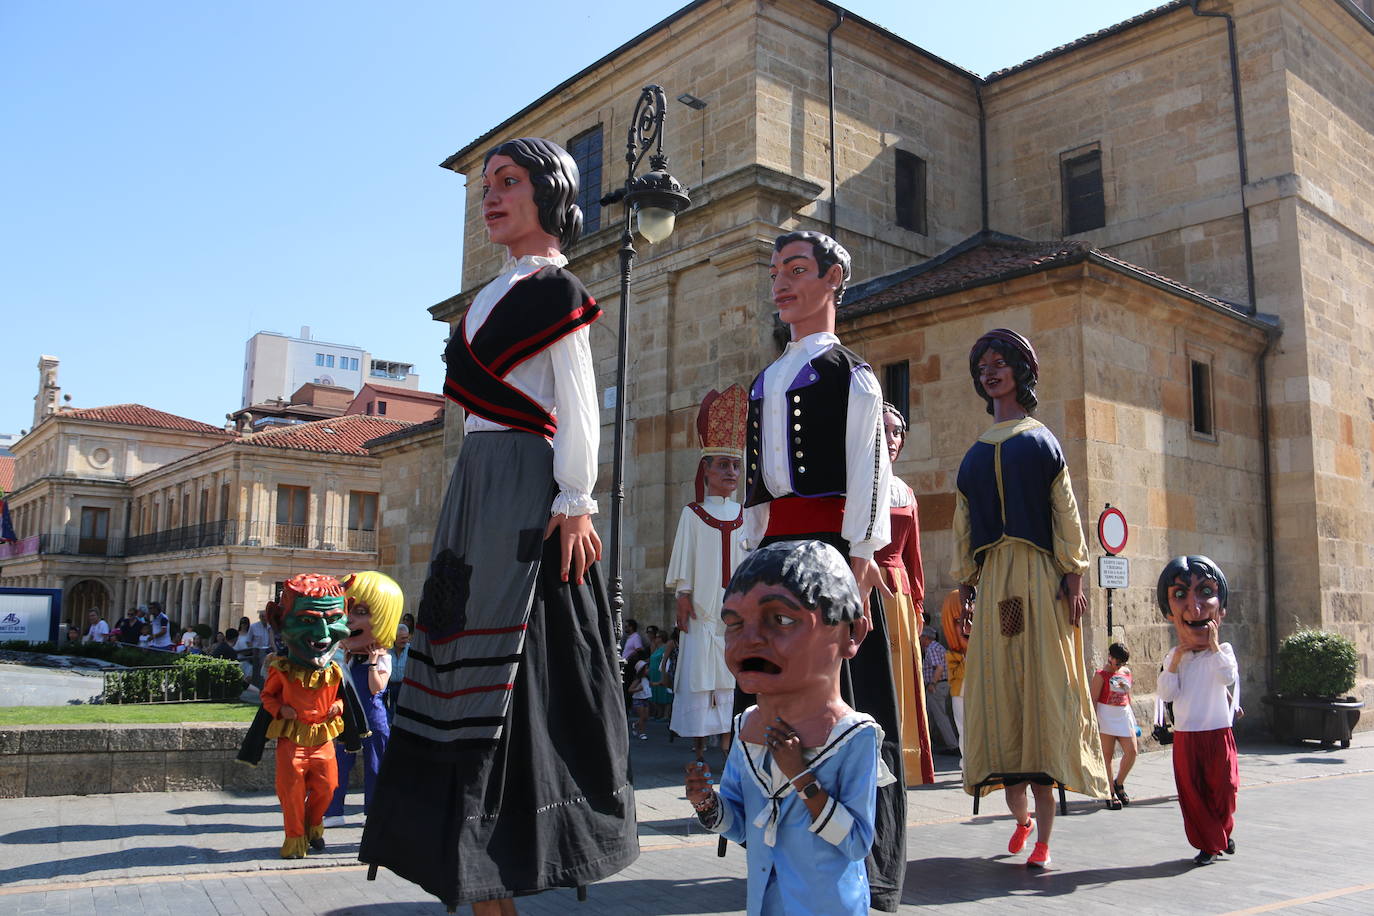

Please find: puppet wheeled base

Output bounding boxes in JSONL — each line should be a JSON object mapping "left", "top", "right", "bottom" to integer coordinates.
{"left": 970, "top": 773, "right": 1068, "bottom": 817}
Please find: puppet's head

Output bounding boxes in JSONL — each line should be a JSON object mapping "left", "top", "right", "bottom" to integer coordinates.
{"left": 483, "top": 138, "right": 582, "bottom": 250}
{"left": 940, "top": 588, "right": 971, "bottom": 654}
{"left": 770, "top": 231, "right": 852, "bottom": 339}
{"left": 693, "top": 385, "right": 747, "bottom": 501}
{"left": 882, "top": 401, "right": 908, "bottom": 463}
{"left": 969, "top": 328, "right": 1039, "bottom": 416}
{"left": 266, "top": 574, "right": 349, "bottom": 669}
{"left": 340, "top": 570, "right": 404, "bottom": 652}
{"left": 721, "top": 540, "right": 868, "bottom": 699}
{"left": 1156, "top": 555, "right": 1229, "bottom": 652}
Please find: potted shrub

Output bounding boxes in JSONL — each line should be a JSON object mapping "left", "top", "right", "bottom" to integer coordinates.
{"left": 1263, "top": 628, "right": 1364, "bottom": 747}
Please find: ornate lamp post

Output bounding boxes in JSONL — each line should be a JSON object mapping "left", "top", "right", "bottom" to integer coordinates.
{"left": 602, "top": 85, "right": 691, "bottom": 638}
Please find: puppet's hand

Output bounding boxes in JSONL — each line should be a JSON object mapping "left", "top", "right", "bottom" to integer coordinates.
{"left": 684, "top": 760, "right": 714, "bottom": 807}
{"left": 329, "top": 700, "right": 344, "bottom": 719}
{"left": 675, "top": 593, "right": 693, "bottom": 633}
{"left": 850, "top": 557, "right": 893, "bottom": 621}
{"left": 1206, "top": 620, "right": 1221, "bottom": 653}
{"left": 1059, "top": 573, "right": 1087, "bottom": 627}
{"left": 545, "top": 513, "right": 603, "bottom": 586}
{"left": 766, "top": 717, "right": 805, "bottom": 780}
{"left": 279, "top": 705, "right": 298, "bottom": 721}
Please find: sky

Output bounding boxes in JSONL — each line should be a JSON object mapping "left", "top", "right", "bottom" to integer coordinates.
{"left": 0, "top": 0, "right": 1160, "bottom": 438}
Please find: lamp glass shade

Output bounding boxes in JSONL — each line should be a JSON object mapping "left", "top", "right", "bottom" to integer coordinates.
{"left": 635, "top": 205, "right": 676, "bottom": 244}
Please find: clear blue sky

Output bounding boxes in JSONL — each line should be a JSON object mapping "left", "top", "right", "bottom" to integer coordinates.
{"left": 1, "top": 0, "right": 1157, "bottom": 437}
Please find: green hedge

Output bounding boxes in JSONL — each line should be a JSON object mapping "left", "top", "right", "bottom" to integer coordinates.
{"left": 1276, "top": 629, "right": 1359, "bottom": 698}
{"left": 0, "top": 639, "right": 171, "bottom": 668}
{"left": 103, "top": 656, "right": 248, "bottom": 705}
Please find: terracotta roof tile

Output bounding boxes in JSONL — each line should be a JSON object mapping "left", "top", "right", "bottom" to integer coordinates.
{"left": 359, "top": 383, "right": 444, "bottom": 401}
{"left": 56, "top": 404, "right": 230, "bottom": 435}
{"left": 839, "top": 230, "right": 1245, "bottom": 320}
{"left": 241, "top": 414, "right": 413, "bottom": 455}
{"left": 0, "top": 455, "right": 14, "bottom": 493}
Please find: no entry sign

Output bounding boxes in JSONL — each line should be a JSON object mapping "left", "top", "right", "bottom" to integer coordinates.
{"left": 1097, "top": 506, "right": 1128, "bottom": 556}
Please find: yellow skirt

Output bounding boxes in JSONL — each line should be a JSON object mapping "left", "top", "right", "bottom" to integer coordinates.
{"left": 960, "top": 541, "right": 1109, "bottom": 798}
{"left": 883, "top": 577, "right": 934, "bottom": 786}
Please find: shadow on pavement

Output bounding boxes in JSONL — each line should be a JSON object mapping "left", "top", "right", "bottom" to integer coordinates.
{"left": 902, "top": 855, "right": 1195, "bottom": 904}
{"left": 0, "top": 841, "right": 357, "bottom": 885}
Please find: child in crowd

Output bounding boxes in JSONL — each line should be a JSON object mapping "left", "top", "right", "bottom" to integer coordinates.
{"left": 1091, "top": 642, "right": 1138, "bottom": 809}
{"left": 627, "top": 648, "right": 651, "bottom": 740}
{"left": 137, "top": 624, "right": 151, "bottom": 648}
{"left": 1157, "top": 555, "right": 1240, "bottom": 866}
{"left": 686, "top": 540, "right": 885, "bottom": 915}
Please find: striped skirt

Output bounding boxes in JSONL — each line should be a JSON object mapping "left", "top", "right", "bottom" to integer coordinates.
{"left": 359, "top": 431, "right": 637, "bottom": 907}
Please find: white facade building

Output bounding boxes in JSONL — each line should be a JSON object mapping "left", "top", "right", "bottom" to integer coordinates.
{"left": 241, "top": 327, "right": 419, "bottom": 408}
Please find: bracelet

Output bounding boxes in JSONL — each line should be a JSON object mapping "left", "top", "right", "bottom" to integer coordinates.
{"left": 691, "top": 792, "right": 719, "bottom": 814}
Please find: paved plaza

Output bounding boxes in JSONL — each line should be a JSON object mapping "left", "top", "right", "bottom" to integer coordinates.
{"left": 1, "top": 724, "right": 1370, "bottom": 915}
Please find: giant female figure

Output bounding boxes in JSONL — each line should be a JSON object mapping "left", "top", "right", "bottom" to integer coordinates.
{"left": 360, "top": 138, "right": 636, "bottom": 914}
{"left": 951, "top": 329, "right": 1107, "bottom": 870}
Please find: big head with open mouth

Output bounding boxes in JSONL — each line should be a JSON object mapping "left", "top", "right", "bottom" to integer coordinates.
{"left": 267, "top": 573, "right": 350, "bottom": 670}
{"left": 721, "top": 540, "right": 868, "bottom": 700}
{"left": 1156, "top": 555, "right": 1229, "bottom": 653}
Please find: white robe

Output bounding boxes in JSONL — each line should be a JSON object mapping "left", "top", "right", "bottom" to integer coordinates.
{"left": 665, "top": 495, "right": 744, "bottom": 738}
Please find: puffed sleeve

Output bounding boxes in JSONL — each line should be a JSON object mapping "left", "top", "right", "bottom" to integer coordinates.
{"left": 548, "top": 325, "right": 600, "bottom": 517}
{"left": 1049, "top": 466, "right": 1090, "bottom": 577}
{"left": 844, "top": 366, "right": 891, "bottom": 560}
{"left": 950, "top": 490, "right": 980, "bottom": 586}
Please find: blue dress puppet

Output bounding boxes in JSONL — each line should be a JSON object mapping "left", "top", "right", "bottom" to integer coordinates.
{"left": 325, "top": 571, "right": 403, "bottom": 823}
{"left": 686, "top": 540, "right": 889, "bottom": 916}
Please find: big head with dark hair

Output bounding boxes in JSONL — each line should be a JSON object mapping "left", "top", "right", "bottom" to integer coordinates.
{"left": 773, "top": 231, "right": 852, "bottom": 304}
{"left": 724, "top": 540, "right": 862, "bottom": 625}
{"left": 483, "top": 138, "right": 583, "bottom": 250}
{"left": 968, "top": 329, "right": 1039, "bottom": 417}
{"left": 1156, "top": 554, "right": 1230, "bottom": 653}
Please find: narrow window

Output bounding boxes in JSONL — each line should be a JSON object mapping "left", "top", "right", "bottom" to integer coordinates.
{"left": 1062, "top": 150, "right": 1105, "bottom": 234}
{"left": 315, "top": 353, "right": 325, "bottom": 367}
{"left": 1190, "top": 360, "right": 1214, "bottom": 437}
{"left": 79, "top": 507, "right": 110, "bottom": 555}
{"left": 377, "top": 401, "right": 387, "bottom": 416}
{"left": 275, "top": 485, "right": 309, "bottom": 547}
{"left": 347, "top": 490, "right": 378, "bottom": 551}
{"left": 883, "top": 361, "right": 910, "bottom": 422}
{"left": 567, "top": 126, "right": 603, "bottom": 235}
{"left": 894, "top": 150, "right": 927, "bottom": 234}
{"left": 326, "top": 354, "right": 335, "bottom": 368}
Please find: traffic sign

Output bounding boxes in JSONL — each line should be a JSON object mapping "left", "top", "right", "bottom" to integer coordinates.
{"left": 1097, "top": 506, "right": 1129, "bottom": 555}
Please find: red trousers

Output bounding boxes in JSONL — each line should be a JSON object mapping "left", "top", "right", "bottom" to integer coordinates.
{"left": 1172, "top": 727, "right": 1238, "bottom": 854}
{"left": 275, "top": 738, "right": 339, "bottom": 838}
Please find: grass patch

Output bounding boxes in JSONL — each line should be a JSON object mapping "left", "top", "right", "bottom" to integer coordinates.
{"left": 0, "top": 702, "right": 260, "bottom": 726}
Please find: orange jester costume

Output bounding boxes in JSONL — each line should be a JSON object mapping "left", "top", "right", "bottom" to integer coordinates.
{"left": 236, "top": 573, "right": 368, "bottom": 859}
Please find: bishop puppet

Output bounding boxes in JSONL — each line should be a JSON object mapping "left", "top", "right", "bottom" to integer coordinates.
{"left": 666, "top": 385, "right": 749, "bottom": 759}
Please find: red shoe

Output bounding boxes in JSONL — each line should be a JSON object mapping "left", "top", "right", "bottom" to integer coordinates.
{"left": 1027, "top": 842, "right": 1051, "bottom": 869}
{"left": 1008, "top": 820, "right": 1034, "bottom": 854}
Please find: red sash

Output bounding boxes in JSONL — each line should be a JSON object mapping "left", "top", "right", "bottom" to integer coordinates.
{"left": 763, "top": 495, "right": 845, "bottom": 539}
{"left": 688, "top": 502, "right": 743, "bottom": 584}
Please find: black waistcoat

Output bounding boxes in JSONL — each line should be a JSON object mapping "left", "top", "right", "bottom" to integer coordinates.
{"left": 743, "top": 342, "right": 866, "bottom": 508}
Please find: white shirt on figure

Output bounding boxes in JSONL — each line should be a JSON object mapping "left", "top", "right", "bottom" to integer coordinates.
{"left": 742, "top": 331, "right": 891, "bottom": 559}
{"left": 1158, "top": 644, "right": 1239, "bottom": 732}
{"left": 462, "top": 253, "right": 599, "bottom": 518}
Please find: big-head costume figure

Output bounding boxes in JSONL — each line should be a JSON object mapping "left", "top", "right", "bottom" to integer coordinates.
{"left": 741, "top": 230, "right": 904, "bottom": 911}
{"left": 1156, "top": 555, "right": 1240, "bottom": 866}
{"left": 666, "top": 385, "right": 749, "bottom": 758}
{"left": 241, "top": 573, "right": 364, "bottom": 859}
{"left": 685, "top": 540, "right": 887, "bottom": 916}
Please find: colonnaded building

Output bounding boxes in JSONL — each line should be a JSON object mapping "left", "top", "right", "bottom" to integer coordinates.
{"left": 402, "top": 0, "right": 1373, "bottom": 713}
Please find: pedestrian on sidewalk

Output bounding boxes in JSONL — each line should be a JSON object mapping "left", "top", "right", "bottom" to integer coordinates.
{"left": 1092, "top": 642, "right": 1138, "bottom": 809}
{"left": 919, "top": 627, "right": 958, "bottom": 754}
{"left": 1157, "top": 555, "right": 1240, "bottom": 867}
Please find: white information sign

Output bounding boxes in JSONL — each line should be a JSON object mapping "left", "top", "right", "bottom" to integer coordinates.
{"left": 0, "top": 591, "right": 61, "bottom": 642}
{"left": 1098, "top": 556, "right": 1129, "bottom": 590}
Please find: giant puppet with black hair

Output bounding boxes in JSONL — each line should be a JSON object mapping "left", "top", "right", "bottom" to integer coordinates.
{"left": 740, "top": 228, "right": 904, "bottom": 911}
{"left": 685, "top": 540, "right": 888, "bottom": 916}
{"left": 360, "top": 138, "right": 636, "bottom": 914}
{"left": 952, "top": 328, "right": 1109, "bottom": 870}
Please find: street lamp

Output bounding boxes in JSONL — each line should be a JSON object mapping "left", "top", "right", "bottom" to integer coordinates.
{"left": 601, "top": 84, "right": 691, "bottom": 638}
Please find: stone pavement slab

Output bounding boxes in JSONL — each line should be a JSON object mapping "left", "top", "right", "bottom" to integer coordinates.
{"left": 0, "top": 724, "right": 1369, "bottom": 914}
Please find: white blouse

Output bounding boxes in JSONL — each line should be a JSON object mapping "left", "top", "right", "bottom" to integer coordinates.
{"left": 462, "top": 253, "right": 599, "bottom": 517}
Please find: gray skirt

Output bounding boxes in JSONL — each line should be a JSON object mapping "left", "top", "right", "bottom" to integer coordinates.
{"left": 360, "top": 431, "right": 637, "bottom": 907}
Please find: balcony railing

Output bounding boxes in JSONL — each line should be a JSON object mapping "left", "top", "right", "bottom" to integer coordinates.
{"left": 0, "top": 536, "right": 40, "bottom": 560}
{"left": 122, "top": 521, "right": 379, "bottom": 557}
{"left": 39, "top": 533, "right": 126, "bottom": 557}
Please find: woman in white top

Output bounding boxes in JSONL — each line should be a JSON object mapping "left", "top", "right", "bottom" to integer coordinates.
{"left": 360, "top": 138, "right": 635, "bottom": 914}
